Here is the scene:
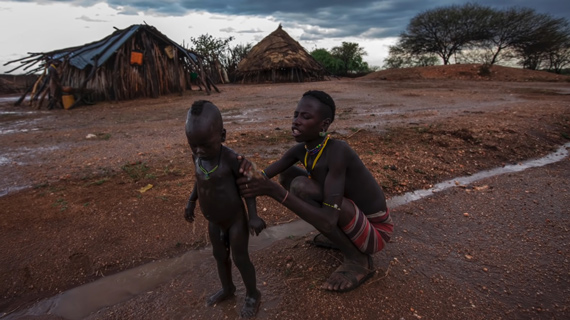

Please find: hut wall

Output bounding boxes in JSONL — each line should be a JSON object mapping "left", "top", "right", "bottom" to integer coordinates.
{"left": 58, "top": 33, "right": 196, "bottom": 102}
{"left": 240, "top": 68, "right": 325, "bottom": 84}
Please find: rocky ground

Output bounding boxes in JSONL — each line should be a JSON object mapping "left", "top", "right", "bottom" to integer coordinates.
{"left": 0, "top": 64, "right": 569, "bottom": 319}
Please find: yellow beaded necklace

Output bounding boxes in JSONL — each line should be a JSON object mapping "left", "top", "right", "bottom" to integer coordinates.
{"left": 303, "top": 135, "right": 330, "bottom": 179}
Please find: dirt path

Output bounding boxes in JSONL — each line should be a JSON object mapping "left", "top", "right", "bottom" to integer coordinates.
{"left": 77, "top": 155, "right": 569, "bottom": 320}
{"left": 1, "top": 72, "right": 569, "bottom": 318}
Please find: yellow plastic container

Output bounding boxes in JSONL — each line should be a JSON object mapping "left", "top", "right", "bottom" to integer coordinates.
{"left": 62, "top": 94, "right": 75, "bottom": 110}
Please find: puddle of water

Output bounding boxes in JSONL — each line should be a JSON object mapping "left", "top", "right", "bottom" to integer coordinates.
{"left": 0, "top": 186, "right": 29, "bottom": 197}
{"left": 5, "top": 143, "right": 569, "bottom": 320}
{"left": 0, "top": 127, "right": 40, "bottom": 135}
{"left": 6, "top": 220, "right": 314, "bottom": 320}
{"left": 0, "top": 156, "right": 9, "bottom": 165}
{"left": 0, "top": 96, "right": 24, "bottom": 103}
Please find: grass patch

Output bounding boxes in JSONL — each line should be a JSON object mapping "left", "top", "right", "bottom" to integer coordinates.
{"left": 164, "top": 165, "right": 184, "bottom": 176}
{"left": 98, "top": 133, "right": 112, "bottom": 140}
{"left": 33, "top": 182, "right": 49, "bottom": 189}
{"left": 52, "top": 198, "right": 68, "bottom": 212}
{"left": 122, "top": 162, "right": 150, "bottom": 181}
{"left": 89, "top": 178, "right": 109, "bottom": 186}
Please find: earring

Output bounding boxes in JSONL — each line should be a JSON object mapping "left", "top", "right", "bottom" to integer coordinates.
{"left": 319, "top": 130, "right": 326, "bottom": 137}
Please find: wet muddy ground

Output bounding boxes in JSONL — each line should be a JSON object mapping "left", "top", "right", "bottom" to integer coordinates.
{"left": 1, "top": 68, "right": 570, "bottom": 319}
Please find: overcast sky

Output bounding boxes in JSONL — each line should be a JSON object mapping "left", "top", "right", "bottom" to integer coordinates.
{"left": 1, "top": 0, "right": 568, "bottom": 73}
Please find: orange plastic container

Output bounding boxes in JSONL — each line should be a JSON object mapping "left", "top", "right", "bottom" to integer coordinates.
{"left": 62, "top": 94, "right": 75, "bottom": 110}
{"left": 130, "top": 52, "right": 143, "bottom": 66}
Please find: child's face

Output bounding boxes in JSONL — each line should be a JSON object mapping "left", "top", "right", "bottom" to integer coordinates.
{"left": 186, "top": 126, "right": 224, "bottom": 160}
{"left": 291, "top": 96, "right": 327, "bottom": 143}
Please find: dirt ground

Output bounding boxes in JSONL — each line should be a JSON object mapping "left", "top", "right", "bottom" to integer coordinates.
{"left": 1, "top": 64, "right": 569, "bottom": 319}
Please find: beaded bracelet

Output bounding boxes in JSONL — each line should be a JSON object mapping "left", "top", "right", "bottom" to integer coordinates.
{"left": 323, "top": 202, "right": 341, "bottom": 211}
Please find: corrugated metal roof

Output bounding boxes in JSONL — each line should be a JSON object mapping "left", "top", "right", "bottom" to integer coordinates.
{"left": 52, "top": 25, "right": 198, "bottom": 70}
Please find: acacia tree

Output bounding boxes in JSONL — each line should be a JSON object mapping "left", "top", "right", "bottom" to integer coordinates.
{"left": 472, "top": 7, "right": 537, "bottom": 65}
{"left": 546, "top": 37, "right": 570, "bottom": 73}
{"left": 511, "top": 12, "right": 570, "bottom": 70}
{"left": 399, "top": 3, "right": 493, "bottom": 65}
{"left": 383, "top": 44, "right": 439, "bottom": 69}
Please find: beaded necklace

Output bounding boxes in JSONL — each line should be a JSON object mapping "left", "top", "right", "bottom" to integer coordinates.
{"left": 305, "top": 134, "right": 328, "bottom": 155}
{"left": 303, "top": 135, "right": 330, "bottom": 179}
{"left": 198, "top": 150, "right": 221, "bottom": 180}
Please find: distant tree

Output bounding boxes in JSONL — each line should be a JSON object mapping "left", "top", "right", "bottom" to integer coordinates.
{"left": 467, "top": 7, "right": 536, "bottom": 65}
{"left": 399, "top": 3, "right": 493, "bottom": 65}
{"left": 331, "top": 42, "right": 368, "bottom": 75}
{"left": 383, "top": 44, "right": 439, "bottom": 69}
{"left": 546, "top": 37, "right": 570, "bottom": 73}
{"left": 510, "top": 12, "right": 570, "bottom": 70}
{"left": 223, "top": 43, "right": 253, "bottom": 82}
{"left": 189, "top": 34, "right": 234, "bottom": 83}
{"left": 311, "top": 48, "right": 343, "bottom": 75}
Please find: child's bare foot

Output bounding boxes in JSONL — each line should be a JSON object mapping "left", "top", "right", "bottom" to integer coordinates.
{"left": 240, "top": 289, "right": 261, "bottom": 318}
{"left": 206, "top": 287, "right": 236, "bottom": 306}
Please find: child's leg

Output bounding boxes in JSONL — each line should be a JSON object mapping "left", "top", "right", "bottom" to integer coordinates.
{"left": 228, "top": 215, "right": 261, "bottom": 318}
{"left": 207, "top": 222, "right": 235, "bottom": 306}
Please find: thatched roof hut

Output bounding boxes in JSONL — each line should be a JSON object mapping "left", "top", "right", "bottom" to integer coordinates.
{"left": 5, "top": 24, "right": 217, "bottom": 108}
{"left": 236, "top": 25, "right": 329, "bottom": 83}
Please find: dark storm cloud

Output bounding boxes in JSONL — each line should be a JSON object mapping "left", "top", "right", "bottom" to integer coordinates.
{"left": 13, "top": 1, "right": 570, "bottom": 40}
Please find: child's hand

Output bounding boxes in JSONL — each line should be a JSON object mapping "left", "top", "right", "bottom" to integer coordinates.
{"left": 249, "top": 217, "right": 266, "bottom": 236}
{"left": 184, "top": 202, "right": 196, "bottom": 223}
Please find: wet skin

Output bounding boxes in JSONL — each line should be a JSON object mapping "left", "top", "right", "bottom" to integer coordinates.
{"left": 185, "top": 103, "right": 264, "bottom": 317}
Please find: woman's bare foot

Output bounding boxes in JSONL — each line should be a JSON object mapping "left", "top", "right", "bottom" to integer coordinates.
{"left": 240, "top": 289, "right": 261, "bottom": 318}
{"left": 321, "top": 255, "right": 374, "bottom": 292}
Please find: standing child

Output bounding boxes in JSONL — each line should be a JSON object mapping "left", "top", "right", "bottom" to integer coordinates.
{"left": 184, "top": 100, "right": 265, "bottom": 318}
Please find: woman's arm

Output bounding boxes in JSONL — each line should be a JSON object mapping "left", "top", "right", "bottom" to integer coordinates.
{"left": 263, "top": 145, "right": 303, "bottom": 178}
{"left": 239, "top": 144, "right": 303, "bottom": 178}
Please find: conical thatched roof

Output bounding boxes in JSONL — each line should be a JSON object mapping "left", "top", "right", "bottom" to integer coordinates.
{"left": 237, "top": 25, "right": 328, "bottom": 83}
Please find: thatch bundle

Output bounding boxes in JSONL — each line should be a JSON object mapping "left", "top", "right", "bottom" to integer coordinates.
{"left": 237, "top": 25, "right": 329, "bottom": 83}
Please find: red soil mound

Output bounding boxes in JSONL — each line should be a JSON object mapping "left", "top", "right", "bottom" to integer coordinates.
{"left": 362, "top": 64, "right": 569, "bottom": 82}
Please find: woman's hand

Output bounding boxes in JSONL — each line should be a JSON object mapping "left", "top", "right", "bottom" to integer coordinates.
{"left": 237, "top": 173, "right": 273, "bottom": 198}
